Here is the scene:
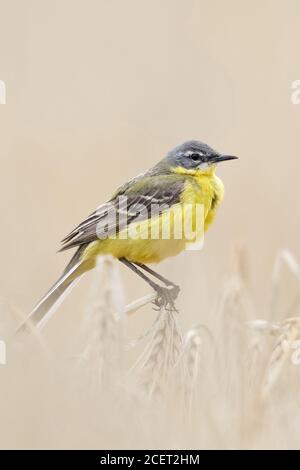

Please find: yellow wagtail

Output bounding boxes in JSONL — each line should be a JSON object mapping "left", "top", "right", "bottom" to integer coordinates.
{"left": 19, "top": 140, "right": 237, "bottom": 331}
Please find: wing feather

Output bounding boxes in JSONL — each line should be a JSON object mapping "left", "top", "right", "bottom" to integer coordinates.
{"left": 60, "top": 174, "right": 185, "bottom": 251}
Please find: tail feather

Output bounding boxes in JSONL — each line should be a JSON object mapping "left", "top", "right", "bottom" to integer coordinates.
{"left": 16, "top": 254, "right": 90, "bottom": 335}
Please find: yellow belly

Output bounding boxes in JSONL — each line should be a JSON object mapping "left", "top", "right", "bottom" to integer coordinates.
{"left": 81, "top": 173, "right": 224, "bottom": 265}
{"left": 82, "top": 203, "right": 186, "bottom": 264}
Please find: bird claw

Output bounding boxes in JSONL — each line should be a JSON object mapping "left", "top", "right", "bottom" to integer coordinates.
{"left": 152, "top": 284, "right": 180, "bottom": 313}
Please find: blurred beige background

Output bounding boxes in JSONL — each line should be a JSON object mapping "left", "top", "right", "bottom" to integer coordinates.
{"left": 0, "top": 0, "right": 300, "bottom": 343}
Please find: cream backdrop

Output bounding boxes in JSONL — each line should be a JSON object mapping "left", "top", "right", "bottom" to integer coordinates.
{"left": 0, "top": 0, "right": 299, "bottom": 343}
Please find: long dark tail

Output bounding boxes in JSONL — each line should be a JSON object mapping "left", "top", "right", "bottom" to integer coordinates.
{"left": 16, "top": 246, "right": 90, "bottom": 334}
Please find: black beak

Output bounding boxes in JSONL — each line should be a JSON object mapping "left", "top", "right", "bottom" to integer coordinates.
{"left": 212, "top": 154, "right": 238, "bottom": 163}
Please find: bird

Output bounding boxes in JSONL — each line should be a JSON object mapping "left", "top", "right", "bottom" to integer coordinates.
{"left": 17, "top": 140, "right": 237, "bottom": 332}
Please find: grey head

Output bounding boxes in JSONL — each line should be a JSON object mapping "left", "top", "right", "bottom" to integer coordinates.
{"left": 162, "top": 140, "right": 237, "bottom": 172}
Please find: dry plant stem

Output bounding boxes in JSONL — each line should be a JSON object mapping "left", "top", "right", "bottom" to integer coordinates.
{"left": 182, "top": 327, "right": 204, "bottom": 413}
{"left": 5, "top": 248, "right": 300, "bottom": 449}
{"left": 131, "top": 308, "right": 182, "bottom": 399}
{"left": 80, "top": 255, "right": 125, "bottom": 392}
{"left": 213, "top": 252, "right": 262, "bottom": 444}
{"left": 270, "top": 249, "right": 300, "bottom": 320}
{"left": 257, "top": 250, "right": 300, "bottom": 399}
{"left": 117, "top": 292, "right": 156, "bottom": 318}
{"left": 261, "top": 318, "right": 300, "bottom": 400}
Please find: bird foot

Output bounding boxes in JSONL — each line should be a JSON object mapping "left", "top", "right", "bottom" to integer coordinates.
{"left": 152, "top": 284, "right": 180, "bottom": 312}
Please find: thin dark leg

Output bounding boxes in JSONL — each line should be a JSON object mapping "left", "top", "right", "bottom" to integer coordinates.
{"left": 133, "top": 262, "right": 178, "bottom": 288}
{"left": 119, "top": 258, "right": 180, "bottom": 311}
{"left": 120, "top": 258, "right": 160, "bottom": 291}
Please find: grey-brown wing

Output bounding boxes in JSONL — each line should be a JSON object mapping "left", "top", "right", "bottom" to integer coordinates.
{"left": 60, "top": 174, "right": 185, "bottom": 251}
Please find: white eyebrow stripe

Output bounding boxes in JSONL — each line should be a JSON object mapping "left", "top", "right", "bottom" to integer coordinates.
{"left": 184, "top": 150, "right": 204, "bottom": 157}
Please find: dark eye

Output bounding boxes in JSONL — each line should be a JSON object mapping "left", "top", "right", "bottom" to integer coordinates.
{"left": 190, "top": 153, "right": 200, "bottom": 161}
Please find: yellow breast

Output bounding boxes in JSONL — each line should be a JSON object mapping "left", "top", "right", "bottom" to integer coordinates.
{"left": 175, "top": 165, "right": 224, "bottom": 230}
{"left": 82, "top": 168, "right": 224, "bottom": 265}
